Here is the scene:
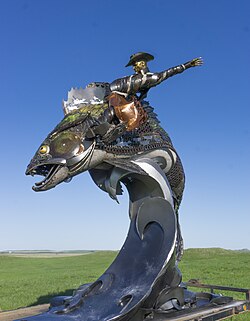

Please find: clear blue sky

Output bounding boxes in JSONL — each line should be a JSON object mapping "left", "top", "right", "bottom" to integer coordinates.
{"left": 0, "top": 0, "right": 249, "bottom": 251}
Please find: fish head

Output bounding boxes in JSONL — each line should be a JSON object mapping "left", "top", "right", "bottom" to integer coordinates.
{"left": 25, "top": 114, "right": 98, "bottom": 191}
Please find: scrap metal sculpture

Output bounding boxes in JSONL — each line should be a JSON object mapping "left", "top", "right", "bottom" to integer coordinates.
{"left": 23, "top": 53, "right": 206, "bottom": 321}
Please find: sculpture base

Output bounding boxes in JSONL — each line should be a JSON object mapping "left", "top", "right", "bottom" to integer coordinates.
{"left": 138, "top": 299, "right": 249, "bottom": 321}
{"left": 12, "top": 283, "right": 250, "bottom": 321}
{"left": 46, "top": 281, "right": 249, "bottom": 321}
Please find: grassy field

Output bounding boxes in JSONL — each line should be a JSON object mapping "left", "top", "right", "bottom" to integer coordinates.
{"left": 0, "top": 248, "right": 249, "bottom": 320}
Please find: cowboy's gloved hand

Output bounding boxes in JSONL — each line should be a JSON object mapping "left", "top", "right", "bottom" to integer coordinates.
{"left": 102, "top": 123, "right": 127, "bottom": 144}
{"left": 190, "top": 57, "right": 203, "bottom": 67}
{"left": 86, "top": 122, "right": 111, "bottom": 139}
{"left": 184, "top": 57, "right": 203, "bottom": 69}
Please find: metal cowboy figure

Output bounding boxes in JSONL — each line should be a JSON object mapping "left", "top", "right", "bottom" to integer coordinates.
{"left": 105, "top": 52, "right": 203, "bottom": 132}
{"left": 86, "top": 52, "right": 203, "bottom": 141}
{"left": 110, "top": 52, "right": 203, "bottom": 101}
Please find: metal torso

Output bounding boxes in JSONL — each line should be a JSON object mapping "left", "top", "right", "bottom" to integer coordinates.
{"left": 110, "top": 65, "right": 185, "bottom": 98}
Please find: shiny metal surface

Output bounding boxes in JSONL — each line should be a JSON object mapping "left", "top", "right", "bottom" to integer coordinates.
{"left": 22, "top": 54, "right": 203, "bottom": 320}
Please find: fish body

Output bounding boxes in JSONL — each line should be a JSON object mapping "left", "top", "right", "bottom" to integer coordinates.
{"left": 26, "top": 88, "right": 185, "bottom": 207}
{"left": 23, "top": 87, "right": 186, "bottom": 321}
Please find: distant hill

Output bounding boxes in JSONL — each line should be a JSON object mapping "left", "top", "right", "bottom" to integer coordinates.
{"left": 184, "top": 247, "right": 249, "bottom": 253}
{"left": 0, "top": 250, "right": 96, "bottom": 258}
{"left": 0, "top": 250, "right": 95, "bottom": 254}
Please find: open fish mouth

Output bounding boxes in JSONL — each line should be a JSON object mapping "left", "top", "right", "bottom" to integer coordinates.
{"left": 26, "top": 159, "right": 69, "bottom": 191}
{"left": 32, "top": 164, "right": 62, "bottom": 190}
{"left": 26, "top": 141, "right": 96, "bottom": 191}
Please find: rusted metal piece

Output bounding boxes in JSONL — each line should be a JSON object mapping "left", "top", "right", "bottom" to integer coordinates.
{"left": 108, "top": 93, "right": 147, "bottom": 130}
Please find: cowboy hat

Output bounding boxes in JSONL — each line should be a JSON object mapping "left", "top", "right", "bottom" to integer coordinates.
{"left": 125, "top": 52, "right": 154, "bottom": 67}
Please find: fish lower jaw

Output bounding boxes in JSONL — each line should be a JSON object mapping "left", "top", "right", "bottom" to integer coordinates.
{"left": 32, "top": 165, "right": 68, "bottom": 191}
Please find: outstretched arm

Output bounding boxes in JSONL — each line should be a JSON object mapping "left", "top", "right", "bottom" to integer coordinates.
{"left": 152, "top": 57, "right": 203, "bottom": 87}
{"left": 109, "top": 58, "right": 203, "bottom": 98}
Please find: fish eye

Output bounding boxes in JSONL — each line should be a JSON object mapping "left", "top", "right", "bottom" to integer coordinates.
{"left": 39, "top": 145, "right": 50, "bottom": 154}
{"left": 50, "top": 132, "right": 82, "bottom": 158}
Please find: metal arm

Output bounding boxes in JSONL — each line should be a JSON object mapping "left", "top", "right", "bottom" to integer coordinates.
{"left": 110, "top": 58, "right": 203, "bottom": 99}
{"left": 150, "top": 57, "right": 203, "bottom": 88}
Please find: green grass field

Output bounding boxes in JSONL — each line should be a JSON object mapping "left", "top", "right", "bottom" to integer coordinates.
{"left": 0, "top": 248, "right": 249, "bottom": 320}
